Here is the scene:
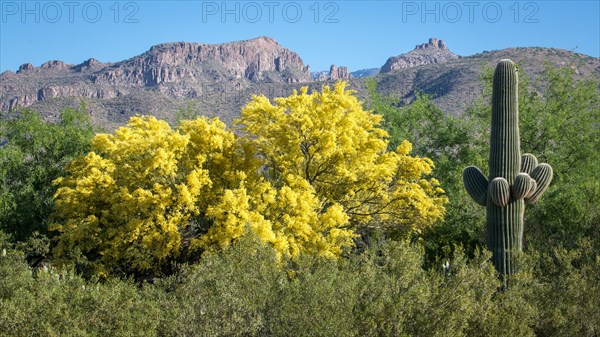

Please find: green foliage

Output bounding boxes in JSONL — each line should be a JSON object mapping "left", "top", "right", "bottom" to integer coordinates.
{"left": 0, "top": 233, "right": 160, "bottom": 336}
{"left": 518, "top": 66, "right": 600, "bottom": 254}
{"left": 5, "top": 230, "right": 598, "bottom": 336}
{"left": 0, "top": 106, "right": 94, "bottom": 241}
{"left": 149, "top": 234, "right": 530, "bottom": 337}
{"left": 365, "top": 79, "right": 483, "bottom": 190}
{"left": 519, "top": 65, "right": 599, "bottom": 176}
{"left": 173, "top": 100, "right": 201, "bottom": 126}
{"left": 154, "top": 232, "right": 283, "bottom": 336}
{"left": 365, "top": 78, "right": 486, "bottom": 264}
{"left": 529, "top": 243, "right": 600, "bottom": 336}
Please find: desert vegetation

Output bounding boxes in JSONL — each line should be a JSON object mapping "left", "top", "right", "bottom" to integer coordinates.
{"left": 1, "top": 63, "right": 598, "bottom": 336}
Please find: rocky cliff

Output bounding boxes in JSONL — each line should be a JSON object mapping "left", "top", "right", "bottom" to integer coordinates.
{"left": 380, "top": 38, "right": 459, "bottom": 73}
{"left": 91, "top": 36, "right": 310, "bottom": 86}
{"left": 0, "top": 36, "right": 311, "bottom": 111}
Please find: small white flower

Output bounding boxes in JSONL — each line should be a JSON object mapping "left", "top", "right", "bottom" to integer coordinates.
{"left": 442, "top": 260, "right": 450, "bottom": 272}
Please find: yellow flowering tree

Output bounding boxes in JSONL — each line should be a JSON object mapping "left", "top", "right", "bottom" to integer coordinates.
{"left": 238, "top": 82, "right": 447, "bottom": 234}
{"left": 51, "top": 116, "right": 235, "bottom": 275}
{"left": 195, "top": 175, "right": 354, "bottom": 259}
{"left": 51, "top": 82, "right": 447, "bottom": 277}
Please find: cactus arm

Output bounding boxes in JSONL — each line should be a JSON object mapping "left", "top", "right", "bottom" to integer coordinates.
{"left": 463, "top": 166, "right": 488, "bottom": 206}
{"left": 489, "top": 177, "right": 510, "bottom": 207}
{"left": 526, "top": 163, "right": 553, "bottom": 204}
{"left": 521, "top": 154, "right": 538, "bottom": 174}
{"left": 512, "top": 173, "right": 536, "bottom": 199}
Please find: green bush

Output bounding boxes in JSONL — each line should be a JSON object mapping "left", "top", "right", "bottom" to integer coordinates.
{"left": 0, "top": 236, "right": 159, "bottom": 336}
{"left": 1, "top": 230, "right": 598, "bottom": 336}
{"left": 154, "top": 234, "right": 539, "bottom": 337}
{"left": 0, "top": 107, "right": 94, "bottom": 242}
{"left": 154, "top": 234, "right": 283, "bottom": 336}
{"left": 530, "top": 245, "right": 600, "bottom": 336}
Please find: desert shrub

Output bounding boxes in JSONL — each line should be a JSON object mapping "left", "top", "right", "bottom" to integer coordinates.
{"left": 2, "top": 229, "right": 598, "bottom": 336}
{"left": 263, "top": 256, "right": 359, "bottom": 337}
{"left": 152, "top": 234, "right": 539, "bottom": 337}
{"left": 529, "top": 244, "right": 600, "bottom": 337}
{"left": 0, "top": 240, "right": 159, "bottom": 336}
{"left": 152, "top": 232, "right": 282, "bottom": 337}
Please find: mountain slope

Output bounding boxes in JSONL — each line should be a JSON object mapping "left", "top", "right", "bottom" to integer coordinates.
{"left": 366, "top": 47, "right": 599, "bottom": 115}
{"left": 1, "top": 37, "right": 598, "bottom": 128}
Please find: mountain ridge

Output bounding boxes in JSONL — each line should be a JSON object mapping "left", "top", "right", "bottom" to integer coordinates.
{"left": 1, "top": 36, "right": 312, "bottom": 112}
{"left": 1, "top": 37, "right": 598, "bottom": 129}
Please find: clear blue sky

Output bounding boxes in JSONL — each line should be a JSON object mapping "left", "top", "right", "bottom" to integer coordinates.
{"left": 1, "top": 1, "right": 599, "bottom": 73}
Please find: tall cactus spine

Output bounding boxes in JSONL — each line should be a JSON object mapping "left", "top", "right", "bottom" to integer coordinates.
{"left": 463, "top": 59, "right": 553, "bottom": 278}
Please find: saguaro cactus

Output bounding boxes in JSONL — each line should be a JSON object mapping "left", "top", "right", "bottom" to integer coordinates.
{"left": 463, "top": 59, "right": 553, "bottom": 276}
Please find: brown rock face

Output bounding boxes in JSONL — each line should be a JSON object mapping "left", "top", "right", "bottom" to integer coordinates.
{"left": 0, "top": 36, "right": 312, "bottom": 111}
{"left": 92, "top": 36, "right": 311, "bottom": 86}
{"left": 75, "top": 58, "right": 104, "bottom": 72}
{"left": 380, "top": 38, "right": 459, "bottom": 73}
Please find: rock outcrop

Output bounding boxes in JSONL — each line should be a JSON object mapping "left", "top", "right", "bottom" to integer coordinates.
{"left": 329, "top": 64, "right": 351, "bottom": 80}
{"left": 313, "top": 64, "right": 352, "bottom": 81}
{"left": 380, "top": 38, "right": 459, "bottom": 73}
{"left": 40, "top": 60, "right": 70, "bottom": 71}
{"left": 17, "top": 63, "right": 34, "bottom": 73}
{"left": 74, "top": 58, "right": 104, "bottom": 72}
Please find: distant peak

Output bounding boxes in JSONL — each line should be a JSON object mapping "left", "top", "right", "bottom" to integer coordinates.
{"left": 380, "top": 38, "right": 457, "bottom": 73}
{"left": 415, "top": 38, "right": 448, "bottom": 51}
{"left": 251, "top": 36, "right": 277, "bottom": 43}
